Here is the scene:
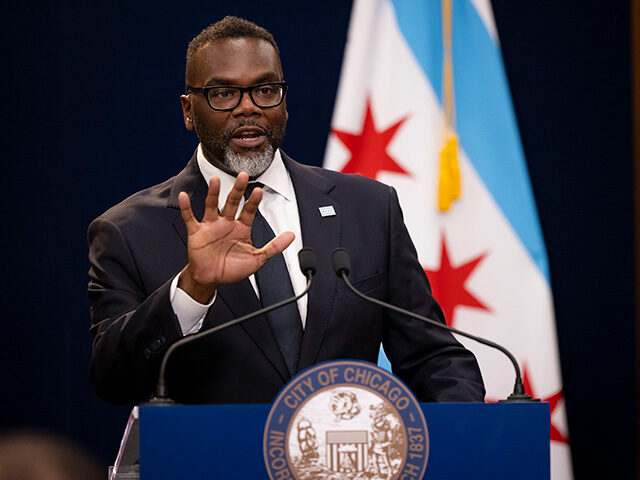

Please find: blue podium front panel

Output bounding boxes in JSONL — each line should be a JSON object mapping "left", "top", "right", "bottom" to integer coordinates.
{"left": 139, "top": 402, "right": 549, "bottom": 480}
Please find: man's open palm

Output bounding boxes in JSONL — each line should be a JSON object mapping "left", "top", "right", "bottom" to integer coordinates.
{"left": 177, "top": 172, "right": 294, "bottom": 303}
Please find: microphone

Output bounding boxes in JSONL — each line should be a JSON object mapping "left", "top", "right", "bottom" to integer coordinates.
{"left": 148, "top": 248, "right": 317, "bottom": 404}
{"left": 331, "top": 248, "right": 535, "bottom": 402}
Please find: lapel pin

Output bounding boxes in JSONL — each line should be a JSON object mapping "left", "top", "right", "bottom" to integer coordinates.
{"left": 318, "top": 205, "right": 336, "bottom": 217}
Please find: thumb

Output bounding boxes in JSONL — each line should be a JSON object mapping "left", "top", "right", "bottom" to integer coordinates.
{"left": 259, "top": 231, "right": 295, "bottom": 259}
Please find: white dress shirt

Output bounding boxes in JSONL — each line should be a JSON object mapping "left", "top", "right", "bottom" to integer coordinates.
{"left": 169, "top": 145, "right": 307, "bottom": 335}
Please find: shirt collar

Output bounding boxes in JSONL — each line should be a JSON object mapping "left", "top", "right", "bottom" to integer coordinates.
{"left": 196, "top": 144, "right": 294, "bottom": 209}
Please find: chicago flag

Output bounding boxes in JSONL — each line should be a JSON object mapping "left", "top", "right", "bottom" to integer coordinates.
{"left": 323, "top": 0, "right": 572, "bottom": 478}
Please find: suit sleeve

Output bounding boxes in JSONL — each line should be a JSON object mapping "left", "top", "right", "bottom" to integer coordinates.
{"left": 88, "top": 216, "right": 183, "bottom": 404}
{"left": 382, "top": 187, "right": 485, "bottom": 402}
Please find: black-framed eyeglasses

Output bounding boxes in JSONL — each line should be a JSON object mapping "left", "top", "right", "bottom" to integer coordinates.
{"left": 186, "top": 81, "right": 288, "bottom": 111}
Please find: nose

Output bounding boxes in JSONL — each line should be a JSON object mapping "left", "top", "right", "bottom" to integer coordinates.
{"left": 233, "top": 90, "right": 261, "bottom": 116}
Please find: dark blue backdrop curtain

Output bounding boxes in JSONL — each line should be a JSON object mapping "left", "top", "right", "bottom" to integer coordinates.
{"left": 1, "top": 1, "right": 636, "bottom": 478}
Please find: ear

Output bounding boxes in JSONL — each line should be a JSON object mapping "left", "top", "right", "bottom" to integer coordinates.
{"left": 180, "top": 94, "right": 194, "bottom": 131}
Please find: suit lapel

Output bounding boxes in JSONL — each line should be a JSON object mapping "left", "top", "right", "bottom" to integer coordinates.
{"left": 167, "top": 152, "right": 289, "bottom": 381}
{"left": 168, "top": 153, "right": 208, "bottom": 245}
{"left": 215, "top": 284, "right": 290, "bottom": 381}
{"left": 284, "top": 155, "right": 341, "bottom": 371}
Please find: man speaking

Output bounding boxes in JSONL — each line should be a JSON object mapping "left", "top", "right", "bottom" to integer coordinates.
{"left": 88, "top": 16, "right": 484, "bottom": 405}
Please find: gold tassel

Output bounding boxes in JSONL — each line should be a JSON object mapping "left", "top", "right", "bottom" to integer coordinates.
{"left": 438, "top": 133, "right": 461, "bottom": 211}
{"left": 438, "top": 0, "right": 461, "bottom": 212}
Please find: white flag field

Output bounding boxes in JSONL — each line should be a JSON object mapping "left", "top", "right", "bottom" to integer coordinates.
{"left": 323, "top": 0, "right": 572, "bottom": 477}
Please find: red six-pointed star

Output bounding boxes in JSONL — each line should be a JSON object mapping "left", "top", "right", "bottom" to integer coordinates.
{"left": 332, "top": 99, "right": 410, "bottom": 180}
{"left": 521, "top": 365, "right": 568, "bottom": 443}
{"left": 486, "top": 364, "right": 568, "bottom": 444}
{"left": 424, "top": 234, "right": 490, "bottom": 327}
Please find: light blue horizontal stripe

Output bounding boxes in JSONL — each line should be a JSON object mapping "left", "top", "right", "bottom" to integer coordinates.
{"left": 390, "top": 0, "right": 550, "bottom": 281}
{"left": 378, "top": 346, "right": 392, "bottom": 372}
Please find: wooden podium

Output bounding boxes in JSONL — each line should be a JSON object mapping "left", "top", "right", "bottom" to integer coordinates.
{"left": 137, "top": 402, "right": 549, "bottom": 479}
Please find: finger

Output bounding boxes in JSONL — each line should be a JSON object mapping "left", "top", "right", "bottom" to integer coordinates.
{"left": 178, "top": 192, "right": 199, "bottom": 234}
{"left": 202, "top": 177, "right": 221, "bottom": 222}
{"left": 220, "top": 172, "right": 249, "bottom": 220}
{"left": 258, "top": 231, "right": 295, "bottom": 260}
{"left": 237, "top": 186, "right": 262, "bottom": 227}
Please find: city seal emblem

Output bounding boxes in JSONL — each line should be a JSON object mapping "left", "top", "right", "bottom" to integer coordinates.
{"left": 264, "top": 360, "right": 429, "bottom": 480}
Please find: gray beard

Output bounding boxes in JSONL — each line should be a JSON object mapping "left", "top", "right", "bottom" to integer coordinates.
{"left": 223, "top": 144, "right": 274, "bottom": 179}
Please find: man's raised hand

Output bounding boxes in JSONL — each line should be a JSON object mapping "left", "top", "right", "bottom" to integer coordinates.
{"left": 177, "top": 172, "right": 295, "bottom": 304}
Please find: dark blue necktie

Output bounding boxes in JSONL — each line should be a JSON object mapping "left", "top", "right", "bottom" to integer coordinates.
{"left": 245, "top": 183, "right": 303, "bottom": 376}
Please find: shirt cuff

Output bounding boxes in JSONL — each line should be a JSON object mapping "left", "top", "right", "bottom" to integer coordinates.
{"left": 169, "top": 274, "right": 216, "bottom": 335}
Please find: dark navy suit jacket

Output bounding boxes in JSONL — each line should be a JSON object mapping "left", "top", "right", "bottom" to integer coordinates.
{"left": 88, "top": 152, "right": 484, "bottom": 404}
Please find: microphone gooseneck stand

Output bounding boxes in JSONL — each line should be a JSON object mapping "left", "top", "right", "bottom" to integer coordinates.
{"left": 331, "top": 248, "right": 536, "bottom": 402}
{"left": 148, "top": 248, "right": 317, "bottom": 405}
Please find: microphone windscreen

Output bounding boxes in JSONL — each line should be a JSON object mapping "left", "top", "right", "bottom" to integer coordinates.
{"left": 331, "top": 248, "right": 351, "bottom": 276}
{"left": 298, "top": 248, "right": 317, "bottom": 275}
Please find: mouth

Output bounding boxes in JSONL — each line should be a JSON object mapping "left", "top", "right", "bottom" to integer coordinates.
{"left": 230, "top": 125, "right": 267, "bottom": 149}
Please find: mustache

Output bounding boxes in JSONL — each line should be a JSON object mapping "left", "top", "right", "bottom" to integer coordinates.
{"left": 222, "top": 120, "right": 273, "bottom": 142}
